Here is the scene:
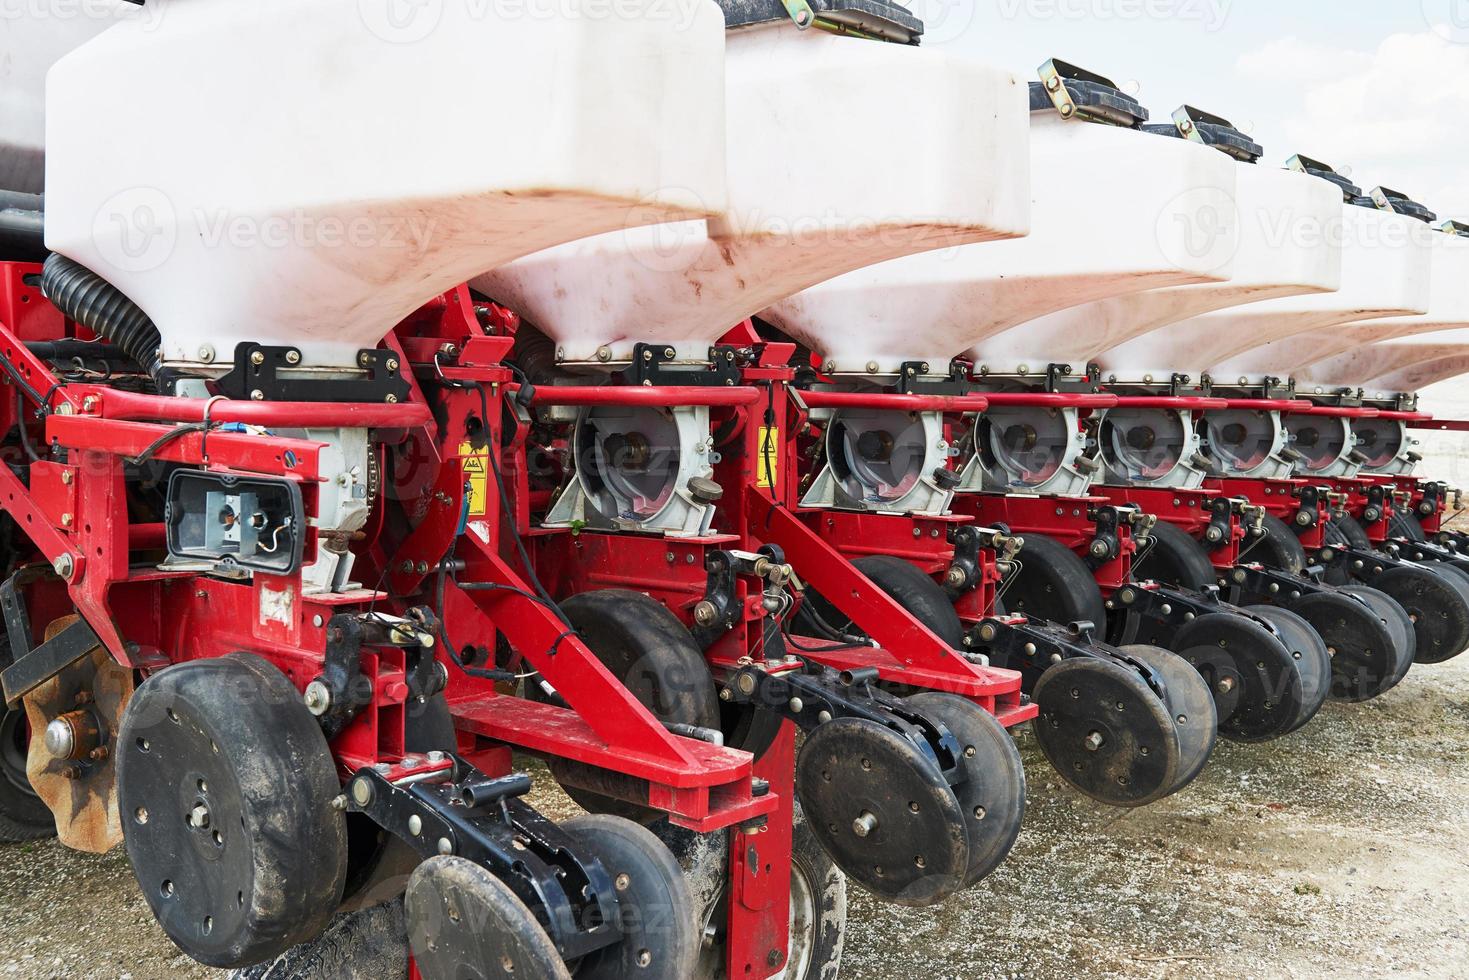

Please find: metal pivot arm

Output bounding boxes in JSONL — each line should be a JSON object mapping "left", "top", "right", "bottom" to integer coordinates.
{"left": 1112, "top": 581, "right": 1261, "bottom": 646}
{"left": 722, "top": 662, "right": 959, "bottom": 778}
{"left": 968, "top": 616, "right": 1165, "bottom": 698}
{"left": 449, "top": 538, "right": 700, "bottom": 768}
{"left": 346, "top": 755, "right": 621, "bottom": 961}
{"left": 746, "top": 491, "right": 1023, "bottom": 698}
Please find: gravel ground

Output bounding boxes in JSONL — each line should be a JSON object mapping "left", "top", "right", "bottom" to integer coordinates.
{"left": 6, "top": 650, "right": 1469, "bottom": 979}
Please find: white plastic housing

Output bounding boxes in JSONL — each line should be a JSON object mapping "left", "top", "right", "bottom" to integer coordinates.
{"left": 1284, "top": 234, "right": 1469, "bottom": 390}
{"left": 762, "top": 113, "right": 1239, "bottom": 377}
{"left": 0, "top": 4, "right": 139, "bottom": 192}
{"left": 44, "top": 0, "right": 729, "bottom": 370}
{"left": 1098, "top": 206, "right": 1434, "bottom": 382}
{"left": 1326, "top": 330, "right": 1469, "bottom": 393}
{"left": 980, "top": 164, "right": 1343, "bottom": 372}
{"left": 474, "top": 25, "right": 1032, "bottom": 366}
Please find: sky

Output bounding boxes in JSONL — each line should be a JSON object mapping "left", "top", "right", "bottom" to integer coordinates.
{"left": 903, "top": 0, "right": 1469, "bottom": 220}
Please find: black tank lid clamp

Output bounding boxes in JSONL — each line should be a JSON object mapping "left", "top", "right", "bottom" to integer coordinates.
{"left": 1284, "top": 154, "right": 1363, "bottom": 202}
{"left": 1370, "top": 186, "right": 1438, "bottom": 224}
{"left": 1439, "top": 219, "right": 1469, "bottom": 238}
{"left": 1031, "top": 59, "right": 1148, "bottom": 128}
{"left": 1143, "top": 106, "right": 1263, "bottom": 163}
{"left": 721, "top": 0, "right": 922, "bottom": 44}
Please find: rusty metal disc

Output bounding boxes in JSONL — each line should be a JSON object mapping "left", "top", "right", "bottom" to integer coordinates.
{"left": 23, "top": 615, "right": 133, "bottom": 853}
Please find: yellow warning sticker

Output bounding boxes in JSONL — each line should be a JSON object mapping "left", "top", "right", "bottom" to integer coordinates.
{"left": 458, "top": 440, "right": 489, "bottom": 516}
{"left": 757, "top": 426, "right": 778, "bottom": 489}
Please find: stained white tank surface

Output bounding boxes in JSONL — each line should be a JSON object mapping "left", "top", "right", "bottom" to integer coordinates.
{"left": 474, "top": 24, "right": 1032, "bottom": 367}
{"left": 977, "top": 163, "right": 1342, "bottom": 372}
{"left": 44, "top": 0, "right": 729, "bottom": 370}
{"left": 760, "top": 110, "right": 1238, "bottom": 376}
{"left": 1311, "top": 328, "right": 1469, "bottom": 394}
{"left": 1268, "top": 234, "right": 1469, "bottom": 388}
{"left": 1100, "top": 205, "right": 1433, "bottom": 382}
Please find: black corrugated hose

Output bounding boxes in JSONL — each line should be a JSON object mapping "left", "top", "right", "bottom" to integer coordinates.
{"left": 40, "top": 252, "right": 166, "bottom": 389}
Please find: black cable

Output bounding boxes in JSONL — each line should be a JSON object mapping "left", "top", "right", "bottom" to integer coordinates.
{"left": 0, "top": 353, "right": 49, "bottom": 412}
{"left": 13, "top": 389, "right": 38, "bottom": 462}
{"left": 124, "top": 421, "right": 209, "bottom": 467}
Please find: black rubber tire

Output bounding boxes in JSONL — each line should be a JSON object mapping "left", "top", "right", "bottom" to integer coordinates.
{"left": 1131, "top": 520, "right": 1217, "bottom": 590}
{"left": 1390, "top": 511, "right": 1427, "bottom": 542}
{"left": 0, "top": 703, "right": 54, "bottom": 843}
{"left": 1118, "top": 644, "right": 1219, "bottom": 795}
{"left": 406, "top": 856, "right": 570, "bottom": 980}
{"left": 1245, "top": 605, "right": 1330, "bottom": 734}
{"left": 228, "top": 901, "right": 409, "bottom": 980}
{"left": 118, "top": 653, "right": 349, "bottom": 968}
{"left": 1328, "top": 514, "right": 1375, "bottom": 551}
{"left": 1170, "top": 612, "right": 1306, "bottom": 744}
{"left": 905, "top": 692, "right": 1026, "bottom": 886}
{"left": 538, "top": 590, "right": 720, "bottom": 821}
{"left": 1245, "top": 513, "right": 1309, "bottom": 575}
{"left": 1002, "top": 533, "right": 1108, "bottom": 632}
{"left": 798, "top": 555, "right": 964, "bottom": 647}
{"left": 1337, "top": 584, "right": 1416, "bottom": 688}
{"left": 561, "top": 814, "right": 699, "bottom": 980}
{"left": 1288, "top": 590, "right": 1402, "bottom": 703}
{"left": 1374, "top": 563, "right": 1469, "bottom": 664}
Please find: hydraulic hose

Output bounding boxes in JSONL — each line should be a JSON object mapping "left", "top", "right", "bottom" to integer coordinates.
{"left": 40, "top": 253, "right": 166, "bottom": 388}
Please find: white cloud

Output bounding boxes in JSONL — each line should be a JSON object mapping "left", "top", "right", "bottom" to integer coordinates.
{"left": 1234, "top": 31, "right": 1469, "bottom": 219}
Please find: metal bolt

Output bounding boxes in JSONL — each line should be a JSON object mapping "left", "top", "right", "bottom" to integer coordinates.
{"left": 188, "top": 805, "right": 211, "bottom": 829}
{"left": 595, "top": 346, "right": 613, "bottom": 362}
{"left": 852, "top": 812, "right": 878, "bottom": 838}
{"left": 250, "top": 351, "right": 266, "bottom": 366}
{"left": 427, "top": 750, "right": 447, "bottom": 764}
{"left": 385, "top": 393, "right": 399, "bottom": 404}
{"left": 350, "top": 778, "right": 374, "bottom": 807}
{"left": 385, "top": 358, "right": 400, "bottom": 373}
{"left": 437, "top": 837, "right": 454, "bottom": 856}
{"left": 817, "top": 710, "right": 832, "bottom": 723}
{"left": 1217, "top": 677, "right": 1236, "bottom": 694}
{"left": 250, "top": 389, "right": 265, "bottom": 401}
{"left": 1084, "top": 731, "right": 1105, "bottom": 752}
{"left": 693, "top": 600, "right": 718, "bottom": 626}
{"left": 303, "top": 681, "right": 331, "bottom": 716}
{"left": 197, "top": 345, "right": 216, "bottom": 363}
{"left": 408, "top": 815, "right": 423, "bottom": 836}
{"left": 60, "top": 513, "right": 73, "bottom": 527}
{"left": 52, "top": 554, "right": 74, "bottom": 579}
{"left": 788, "top": 697, "right": 804, "bottom": 714}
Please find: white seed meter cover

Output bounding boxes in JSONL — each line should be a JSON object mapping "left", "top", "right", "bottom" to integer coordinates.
{"left": 980, "top": 163, "right": 1343, "bottom": 373}
{"left": 1279, "top": 233, "right": 1469, "bottom": 390}
{"left": 43, "top": 0, "right": 729, "bottom": 371}
{"left": 474, "top": 24, "right": 1032, "bottom": 366}
{"left": 762, "top": 98, "right": 1239, "bottom": 376}
{"left": 1102, "top": 204, "right": 1434, "bottom": 382}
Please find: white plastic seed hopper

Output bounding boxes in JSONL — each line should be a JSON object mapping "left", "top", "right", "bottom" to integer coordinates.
{"left": 1104, "top": 188, "right": 1433, "bottom": 387}
{"left": 981, "top": 140, "right": 1343, "bottom": 376}
{"left": 473, "top": 9, "right": 1032, "bottom": 534}
{"left": 44, "top": 0, "right": 730, "bottom": 373}
{"left": 1283, "top": 228, "right": 1469, "bottom": 393}
{"left": 760, "top": 66, "right": 1238, "bottom": 503}
{"left": 0, "top": 5, "right": 135, "bottom": 193}
{"left": 475, "top": 19, "right": 1030, "bottom": 369}
{"left": 1316, "top": 329, "right": 1469, "bottom": 395}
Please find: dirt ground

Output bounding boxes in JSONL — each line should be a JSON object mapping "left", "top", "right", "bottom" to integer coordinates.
{"left": 5, "top": 658, "right": 1469, "bottom": 979}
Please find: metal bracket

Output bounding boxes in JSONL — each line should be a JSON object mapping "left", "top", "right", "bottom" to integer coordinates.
{"left": 1034, "top": 58, "right": 1148, "bottom": 128}
{"left": 724, "top": 662, "right": 960, "bottom": 778}
{"left": 2, "top": 615, "right": 103, "bottom": 707}
{"left": 347, "top": 756, "right": 621, "bottom": 961}
{"left": 217, "top": 343, "right": 411, "bottom": 404}
{"left": 625, "top": 343, "right": 742, "bottom": 388}
{"left": 691, "top": 550, "right": 740, "bottom": 649}
{"left": 1085, "top": 506, "right": 1123, "bottom": 568}
{"left": 897, "top": 360, "right": 971, "bottom": 396}
{"left": 968, "top": 615, "right": 1164, "bottom": 699}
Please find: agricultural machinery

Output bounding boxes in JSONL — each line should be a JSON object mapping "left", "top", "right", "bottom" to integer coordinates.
{"left": 4, "top": 1, "right": 1469, "bottom": 978}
